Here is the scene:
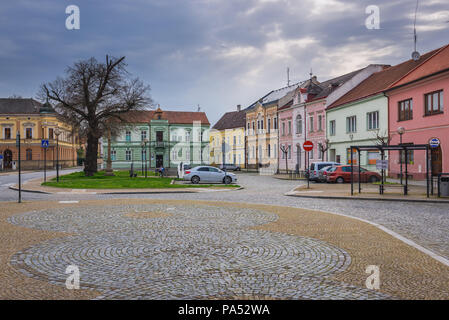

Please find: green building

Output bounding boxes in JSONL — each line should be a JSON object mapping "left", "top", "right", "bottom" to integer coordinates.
{"left": 103, "top": 108, "right": 210, "bottom": 173}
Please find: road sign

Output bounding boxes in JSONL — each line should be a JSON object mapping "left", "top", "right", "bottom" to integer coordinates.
{"left": 376, "top": 160, "right": 388, "bottom": 170}
{"left": 0, "top": 155, "right": 3, "bottom": 160}
{"left": 429, "top": 137, "right": 440, "bottom": 148}
{"left": 41, "top": 139, "right": 49, "bottom": 148}
{"left": 303, "top": 141, "right": 314, "bottom": 152}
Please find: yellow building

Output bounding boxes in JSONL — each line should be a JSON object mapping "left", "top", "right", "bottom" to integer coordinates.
{"left": 0, "top": 98, "right": 80, "bottom": 170}
{"left": 209, "top": 105, "right": 246, "bottom": 168}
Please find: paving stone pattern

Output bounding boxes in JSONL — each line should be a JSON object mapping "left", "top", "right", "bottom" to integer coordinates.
{"left": 9, "top": 204, "right": 390, "bottom": 299}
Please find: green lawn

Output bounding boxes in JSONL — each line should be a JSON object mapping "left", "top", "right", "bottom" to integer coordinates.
{"left": 42, "top": 170, "right": 240, "bottom": 189}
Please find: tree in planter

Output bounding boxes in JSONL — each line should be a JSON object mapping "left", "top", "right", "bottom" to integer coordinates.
{"left": 39, "top": 55, "right": 152, "bottom": 176}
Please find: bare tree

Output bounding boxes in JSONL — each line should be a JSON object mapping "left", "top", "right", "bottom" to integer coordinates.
{"left": 38, "top": 55, "right": 152, "bottom": 176}
{"left": 372, "top": 129, "right": 391, "bottom": 146}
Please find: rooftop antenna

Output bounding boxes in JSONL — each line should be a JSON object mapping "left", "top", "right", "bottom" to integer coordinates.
{"left": 412, "top": 0, "right": 421, "bottom": 61}
{"left": 287, "top": 67, "right": 290, "bottom": 86}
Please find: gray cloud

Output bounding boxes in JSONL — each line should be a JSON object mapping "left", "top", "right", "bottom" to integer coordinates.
{"left": 0, "top": 0, "right": 447, "bottom": 124}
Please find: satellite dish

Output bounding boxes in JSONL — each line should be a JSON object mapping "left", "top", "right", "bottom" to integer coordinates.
{"left": 412, "top": 51, "right": 421, "bottom": 61}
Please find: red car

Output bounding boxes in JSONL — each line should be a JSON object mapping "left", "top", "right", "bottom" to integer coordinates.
{"left": 326, "top": 165, "right": 381, "bottom": 183}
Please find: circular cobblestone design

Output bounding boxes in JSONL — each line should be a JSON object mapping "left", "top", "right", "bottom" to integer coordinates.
{"left": 9, "top": 204, "right": 390, "bottom": 299}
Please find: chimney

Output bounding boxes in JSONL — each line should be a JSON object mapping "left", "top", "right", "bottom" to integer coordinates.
{"left": 237, "top": 104, "right": 241, "bottom": 112}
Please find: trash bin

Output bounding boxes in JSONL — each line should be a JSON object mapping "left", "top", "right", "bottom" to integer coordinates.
{"left": 440, "top": 177, "right": 449, "bottom": 197}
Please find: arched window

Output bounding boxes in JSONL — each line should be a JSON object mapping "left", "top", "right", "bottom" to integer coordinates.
{"left": 26, "top": 148, "right": 32, "bottom": 160}
{"left": 296, "top": 115, "right": 302, "bottom": 134}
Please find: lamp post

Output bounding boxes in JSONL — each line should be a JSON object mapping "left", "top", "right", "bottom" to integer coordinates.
{"left": 54, "top": 128, "right": 61, "bottom": 182}
{"left": 397, "top": 127, "right": 405, "bottom": 185}
{"left": 141, "top": 138, "right": 149, "bottom": 178}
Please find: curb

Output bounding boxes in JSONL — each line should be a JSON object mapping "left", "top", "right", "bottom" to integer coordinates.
{"left": 285, "top": 192, "right": 449, "bottom": 204}
{"left": 9, "top": 186, "right": 51, "bottom": 195}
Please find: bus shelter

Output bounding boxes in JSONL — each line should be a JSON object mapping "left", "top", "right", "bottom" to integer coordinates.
{"left": 349, "top": 144, "right": 431, "bottom": 198}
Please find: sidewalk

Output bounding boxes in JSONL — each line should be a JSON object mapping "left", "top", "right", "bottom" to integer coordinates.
{"left": 286, "top": 182, "right": 449, "bottom": 203}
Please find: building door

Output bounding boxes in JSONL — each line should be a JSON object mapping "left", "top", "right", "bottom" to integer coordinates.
{"left": 156, "top": 154, "right": 163, "bottom": 168}
{"left": 3, "top": 149, "right": 12, "bottom": 169}
{"left": 431, "top": 146, "right": 442, "bottom": 176}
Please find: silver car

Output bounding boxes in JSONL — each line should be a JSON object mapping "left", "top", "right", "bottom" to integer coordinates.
{"left": 183, "top": 166, "right": 237, "bottom": 184}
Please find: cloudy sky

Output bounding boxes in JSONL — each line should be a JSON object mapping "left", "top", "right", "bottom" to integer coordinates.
{"left": 0, "top": 0, "right": 448, "bottom": 125}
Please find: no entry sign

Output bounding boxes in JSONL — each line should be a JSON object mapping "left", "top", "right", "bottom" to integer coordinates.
{"left": 303, "top": 140, "right": 314, "bottom": 152}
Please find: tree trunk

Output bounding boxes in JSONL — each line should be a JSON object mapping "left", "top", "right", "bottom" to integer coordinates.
{"left": 105, "top": 129, "right": 114, "bottom": 176}
{"left": 84, "top": 132, "right": 99, "bottom": 176}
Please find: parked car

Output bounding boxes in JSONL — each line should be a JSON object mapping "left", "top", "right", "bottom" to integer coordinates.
{"left": 184, "top": 166, "right": 237, "bottom": 184}
{"left": 326, "top": 165, "right": 381, "bottom": 183}
{"left": 307, "top": 162, "right": 341, "bottom": 181}
{"left": 219, "top": 163, "right": 241, "bottom": 171}
{"left": 317, "top": 165, "right": 338, "bottom": 183}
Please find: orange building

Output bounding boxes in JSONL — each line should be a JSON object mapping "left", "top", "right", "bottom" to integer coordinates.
{"left": 0, "top": 98, "right": 79, "bottom": 170}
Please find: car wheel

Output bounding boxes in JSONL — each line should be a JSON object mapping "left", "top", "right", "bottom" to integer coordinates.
{"left": 223, "top": 176, "right": 232, "bottom": 184}
{"left": 191, "top": 176, "right": 200, "bottom": 184}
{"left": 336, "top": 177, "right": 345, "bottom": 183}
{"left": 369, "top": 175, "right": 379, "bottom": 183}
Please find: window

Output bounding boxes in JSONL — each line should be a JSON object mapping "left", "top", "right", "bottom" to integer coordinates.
{"left": 125, "top": 131, "right": 131, "bottom": 142}
{"left": 252, "top": 121, "right": 255, "bottom": 130}
{"left": 346, "top": 116, "right": 357, "bottom": 133}
{"left": 310, "top": 147, "right": 314, "bottom": 159}
{"left": 247, "top": 122, "right": 250, "bottom": 130}
{"left": 185, "top": 131, "right": 191, "bottom": 142}
{"left": 111, "top": 150, "right": 117, "bottom": 161}
{"left": 281, "top": 145, "right": 285, "bottom": 159}
{"left": 125, "top": 150, "right": 132, "bottom": 161}
{"left": 260, "top": 120, "right": 264, "bottom": 130}
{"left": 268, "top": 144, "right": 271, "bottom": 157}
{"left": 282, "top": 122, "right": 285, "bottom": 136}
{"left": 288, "top": 121, "right": 291, "bottom": 135}
{"left": 425, "top": 90, "right": 443, "bottom": 115}
{"left": 141, "top": 130, "right": 147, "bottom": 141}
{"left": 368, "top": 151, "right": 380, "bottom": 165}
{"left": 274, "top": 117, "right": 278, "bottom": 130}
{"left": 141, "top": 149, "right": 147, "bottom": 161}
{"left": 329, "top": 120, "right": 336, "bottom": 136}
{"left": 25, "top": 128, "right": 33, "bottom": 139}
{"left": 268, "top": 118, "right": 271, "bottom": 132}
{"left": 233, "top": 136, "right": 236, "bottom": 145}
{"left": 367, "top": 111, "right": 379, "bottom": 130}
{"left": 318, "top": 115, "right": 323, "bottom": 131}
{"left": 4, "top": 127, "right": 11, "bottom": 139}
{"left": 398, "top": 99, "right": 413, "bottom": 121}
{"left": 48, "top": 128, "right": 54, "bottom": 140}
{"left": 296, "top": 115, "right": 302, "bottom": 134}
{"left": 26, "top": 148, "right": 32, "bottom": 160}
{"left": 309, "top": 116, "right": 314, "bottom": 132}
{"left": 346, "top": 148, "right": 358, "bottom": 164}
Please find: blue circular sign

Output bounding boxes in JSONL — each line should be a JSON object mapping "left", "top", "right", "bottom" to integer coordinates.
{"left": 429, "top": 138, "right": 440, "bottom": 148}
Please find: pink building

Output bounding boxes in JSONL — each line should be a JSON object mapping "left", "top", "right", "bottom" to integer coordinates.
{"left": 387, "top": 44, "right": 449, "bottom": 179}
{"left": 278, "top": 100, "right": 295, "bottom": 172}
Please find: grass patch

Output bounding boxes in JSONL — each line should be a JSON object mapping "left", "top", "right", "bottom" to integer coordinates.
{"left": 42, "top": 170, "right": 240, "bottom": 189}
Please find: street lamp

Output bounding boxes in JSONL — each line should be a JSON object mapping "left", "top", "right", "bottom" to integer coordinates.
{"left": 141, "top": 138, "right": 149, "bottom": 178}
{"left": 397, "top": 127, "right": 405, "bottom": 184}
{"left": 54, "top": 127, "right": 61, "bottom": 182}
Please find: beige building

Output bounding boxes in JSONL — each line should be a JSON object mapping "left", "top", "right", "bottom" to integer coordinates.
{"left": 245, "top": 85, "right": 298, "bottom": 171}
{"left": 0, "top": 98, "right": 79, "bottom": 170}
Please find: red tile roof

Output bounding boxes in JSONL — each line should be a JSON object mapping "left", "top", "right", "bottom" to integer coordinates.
{"left": 117, "top": 109, "right": 210, "bottom": 125}
{"left": 327, "top": 47, "right": 442, "bottom": 110}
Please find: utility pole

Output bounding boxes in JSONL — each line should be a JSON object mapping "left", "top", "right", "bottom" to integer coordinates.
{"left": 16, "top": 131, "right": 21, "bottom": 203}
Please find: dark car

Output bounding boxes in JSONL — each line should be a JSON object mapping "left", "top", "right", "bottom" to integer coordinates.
{"left": 327, "top": 165, "right": 381, "bottom": 183}
{"left": 219, "top": 164, "right": 241, "bottom": 171}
